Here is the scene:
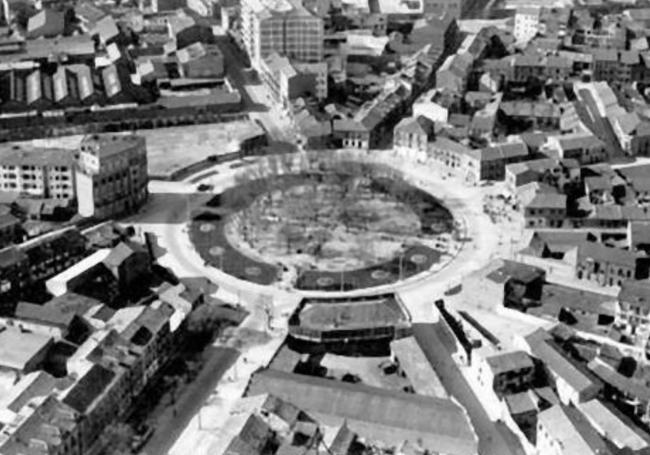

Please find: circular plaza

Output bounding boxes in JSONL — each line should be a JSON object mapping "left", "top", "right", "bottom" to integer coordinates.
{"left": 189, "top": 157, "right": 461, "bottom": 292}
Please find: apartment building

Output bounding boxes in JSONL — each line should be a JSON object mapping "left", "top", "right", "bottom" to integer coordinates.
{"left": 477, "top": 351, "right": 535, "bottom": 397}
{"left": 75, "top": 134, "right": 148, "bottom": 219}
{"left": 0, "top": 144, "right": 76, "bottom": 200}
{"left": 241, "top": 0, "right": 324, "bottom": 69}
{"left": 617, "top": 280, "right": 650, "bottom": 350}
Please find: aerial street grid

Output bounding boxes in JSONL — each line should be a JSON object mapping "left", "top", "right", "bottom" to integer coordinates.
{"left": 3, "top": 0, "right": 650, "bottom": 455}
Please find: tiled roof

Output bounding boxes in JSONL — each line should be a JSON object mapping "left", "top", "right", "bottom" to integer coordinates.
{"left": 62, "top": 363, "right": 116, "bottom": 413}
{"left": 246, "top": 369, "right": 477, "bottom": 455}
{"left": 486, "top": 351, "right": 534, "bottom": 375}
{"left": 526, "top": 192, "right": 566, "bottom": 210}
{"left": 525, "top": 329, "right": 602, "bottom": 395}
{"left": 0, "top": 144, "right": 74, "bottom": 167}
{"left": 578, "top": 242, "right": 639, "bottom": 267}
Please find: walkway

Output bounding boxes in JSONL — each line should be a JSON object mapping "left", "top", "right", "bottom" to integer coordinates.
{"left": 141, "top": 347, "right": 239, "bottom": 455}
{"left": 413, "top": 323, "right": 526, "bottom": 455}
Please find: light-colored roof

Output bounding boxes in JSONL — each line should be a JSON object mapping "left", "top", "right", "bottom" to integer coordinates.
{"left": 0, "top": 326, "right": 52, "bottom": 371}
{"left": 578, "top": 399, "right": 650, "bottom": 451}
{"left": 0, "top": 144, "right": 74, "bottom": 168}
{"left": 102, "top": 64, "right": 122, "bottom": 98}
{"left": 539, "top": 405, "right": 611, "bottom": 455}
{"left": 525, "top": 329, "right": 601, "bottom": 395}
{"left": 526, "top": 192, "right": 566, "bottom": 210}
{"left": 247, "top": 369, "right": 478, "bottom": 455}
{"left": 504, "top": 391, "right": 537, "bottom": 415}
{"left": 45, "top": 249, "right": 111, "bottom": 297}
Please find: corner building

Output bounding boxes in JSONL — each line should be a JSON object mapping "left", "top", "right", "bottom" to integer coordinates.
{"left": 241, "top": 0, "right": 324, "bottom": 69}
{"left": 75, "top": 134, "right": 148, "bottom": 219}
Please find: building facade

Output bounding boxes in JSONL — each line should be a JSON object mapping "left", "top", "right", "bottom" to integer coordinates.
{"left": 75, "top": 134, "right": 148, "bottom": 219}
{"left": 241, "top": 0, "right": 324, "bottom": 70}
{"left": 0, "top": 145, "right": 76, "bottom": 200}
{"left": 477, "top": 351, "right": 535, "bottom": 397}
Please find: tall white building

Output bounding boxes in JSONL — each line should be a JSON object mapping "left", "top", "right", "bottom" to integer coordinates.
{"left": 75, "top": 134, "right": 148, "bottom": 219}
{"left": 240, "top": 0, "right": 324, "bottom": 70}
{"left": 0, "top": 145, "right": 76, "bottom": 200}
{"left": 513, "top": 6, "right": 540, "bottom": 43}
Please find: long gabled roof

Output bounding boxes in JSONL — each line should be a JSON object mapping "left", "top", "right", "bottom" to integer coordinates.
{"left": 246, "top": 369, "right": 477, "bottom": 455}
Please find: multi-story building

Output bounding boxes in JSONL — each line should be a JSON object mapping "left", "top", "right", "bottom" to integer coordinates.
{"left": 617, "top": 280, "right": 650, "bottom": 350}
{"left": 0, "top": 396, "right": 83, "bottom": 455}
{"left": 576, "top": 242, "right": 649, "bottom": 287}
{"left": 477, "top": 351, "right": 535, "bottom": 397}
{"left": 537, "top": 405, "right": 611, "bottom": 455}
{"left": 241, "top": 0, "right": 323, "bottom": 70}
{"left": 393, "top": 115, "right": 435, "bottom": 163}
{"left": 75, "top": 134, "right": 148, "bottom": 219}
{"left": 0, "top": 145, "right": 76, "bottom": 200}
{"left": 524, "top": 193, "right": 567, "bottom": 228}
{"left": 544, "top": 132, "right": 607, "bottom": 165}
{"left": 524, "top": 329, "right": 602, "bottom": 405}
{"left": 261, "top": 53, "right": 327, "bottom": 109}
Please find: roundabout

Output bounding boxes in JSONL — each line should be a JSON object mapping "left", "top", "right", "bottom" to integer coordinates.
{"left": 188, "top": 158, "right": 458, "bottom": 292}
{"left": 133, "top": 147, "right": 515, "bottom": 316}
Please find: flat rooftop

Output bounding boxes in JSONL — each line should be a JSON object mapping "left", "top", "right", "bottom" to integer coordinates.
{"left": 297, "top": 296, "right": 408, "bottom": 331}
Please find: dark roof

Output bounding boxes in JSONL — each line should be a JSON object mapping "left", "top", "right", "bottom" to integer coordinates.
{"left": 62, "top": 364, "right": 115, "bottom": 413}
{"left": 14, "top": 302, "right": 76, "bottom": 329}
{"left": 578, "top": 242, "right": 639, "bottom": 268}
{"left": 619, "top": 280, "right": 650, "bottom": 311}
{"left": 486, "top": 260, "right": 544, "bottom": 284}
{"left": 0, "top": 246, "right": 27, "bottom": 269}
{"left": 540, "top": 283, "right": 615, "bottom": 316}
{"left": 504, "top": 391, "right": 537, "bottom": 415}
{"left": 486, "top": 351, "right": 534, "bottom": 375}
{"left": 247, "top": 369, "right": 477, "bottom": 455}
{"left": 45, "top": 292, "right": 102, "bottom": 315}
{"left": 103, "top": 241, "right": 147, "bottom": 268}
{"left": 525, "top": 329, "right": 602, "bottom": 395}
{"left": 588, "top": 359, "right": 650, "bottom": 401}
{"left": 225, "top": 414, "right": 271, "bottom": 455}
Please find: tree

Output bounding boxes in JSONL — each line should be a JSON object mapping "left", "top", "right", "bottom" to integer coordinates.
{"left": 186, "top": 304, "right": 230, "bottom": 336}
{"left": 100, "top": 423, "right": 135, "bottom": 455}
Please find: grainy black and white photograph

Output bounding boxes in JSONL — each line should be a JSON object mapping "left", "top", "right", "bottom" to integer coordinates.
{"left": 1, "top": 0, "right": 650, "bottom": 453}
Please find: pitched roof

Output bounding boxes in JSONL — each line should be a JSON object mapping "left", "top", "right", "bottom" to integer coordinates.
{"left": 14, "top": 302, "right": 76, "bottom": 329}
{"left": 504, "top": 391, "right": 537, "bottom": 415}
{"left": 92, "top": 15, "right": 119, "bottom": 42}
{"left": 578, "top": 399, "right": 650, "bottom": 451}
{"left": 102, "top": 241, "right": 147, "bottom": 268}
{"left": 578, "top": 242, "right": 639, "bottom": 268}
{"left": 525, "top": 329, "right": 602, "bottom": 395}
{"left": 246, "top": 369, "right": 477, "bottom": 455}
{"left": 486, "top": 351, "right": 534, "bottom": 375}
{"left": 394, "top": 115, "right": 435, "bottom": 138}
{"left": 539, "top": 405, "right": 612, "bottom": 455}
{"left": 526, "top": 192, "right": 566, "bottom": 210}
{"left": 618, "top": 280, "right": 650, "bottom": 311}
{"left": 62, "top": 363, "right": 116, "bottom": 413}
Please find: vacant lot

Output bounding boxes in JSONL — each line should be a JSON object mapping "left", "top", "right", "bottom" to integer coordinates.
{"left": 143, "top": 121, "right": 264, "bottom": 178}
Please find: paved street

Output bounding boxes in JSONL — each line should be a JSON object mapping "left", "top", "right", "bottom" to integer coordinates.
{"left": 141, "top": 347, "right": 239, "bottom": 455}
{"left": 413, "top": 323, "right": 526, "bottom": 455}
{"left": 126, "top": 150, "right": 535, "bottom": 453}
